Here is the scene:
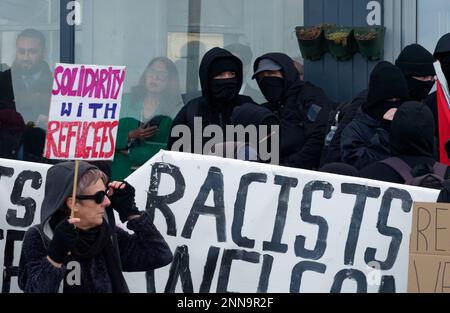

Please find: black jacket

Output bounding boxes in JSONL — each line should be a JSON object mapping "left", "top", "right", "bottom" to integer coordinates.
{"left": 168, "top": 47, "right": 254, "bottom": 152}
{"left": 254, "top": 53, "right": 332, "bottom": 170}
{"left": 360, "top": 101, "right": 450, "bottom": 184}
{"left": 340, "top": 108, "right": 390, "bottom": 170}
{"left": 0, "top": 62, "right": 52, "bottom": 124}
{"left": 321, "top": 89, "right": 368, "bottom": 165}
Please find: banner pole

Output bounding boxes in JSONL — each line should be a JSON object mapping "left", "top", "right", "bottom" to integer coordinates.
{"left": 70, "top": 160, "right": 79, "bottom": 219}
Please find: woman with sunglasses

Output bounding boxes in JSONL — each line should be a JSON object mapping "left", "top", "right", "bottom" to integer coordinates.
{"left": 18, "top": 161, "right": 173, "bottom": 293}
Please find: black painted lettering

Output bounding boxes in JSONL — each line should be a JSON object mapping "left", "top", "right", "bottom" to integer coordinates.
{"left": 2, "top": 230, "right": 25, "bottom": 293}
{"left": 217, "top": 249, "right": 260, "bottom": 293}
{"left": 199, "top": 246, "right": 220, "bottom": 293}
{"left": 7, "top": 171, "right": 42, "bottom": 227}
{"left": 341, "top": 183, "right": 380, "bottom": 265}
{"left": 257, "top": 254, "right": 274, "bottom": 293}
{"left": 290, "top": 261, "right": 326, "bottom": 293}
{"left": 294, "top": 181, "right": 334, "bottom": 260}
{"left": 263, "top": 175, "right": 298, "bottom": 253}
{"left": 181, "top": 167, "right": 226, "bottom": 242}
{"left": 164, "top": 245, "right": 193, "bottom": 293}
{"left": 146, "top": 162, "right": 185, "bottom": 236}
{"left": 330, "top": 269, "right": 367, "bottom": 293}
{"left": 378, "top": 275, "right": 396, "bottom": 293}
{"left": 232, "top": 173, "right": 267, "bottom": 248}
{"left": 364, "top": 188, "right": 412, "bottom": 270}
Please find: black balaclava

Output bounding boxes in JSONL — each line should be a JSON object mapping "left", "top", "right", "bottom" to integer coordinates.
{"left": 258, "top": 76, "right": 285, "bottom": 105}
{"left": 364, "top": 61, "right": 409, "bottom": 121}
{"left": 390, "top": 101, "right": 435, "bottom": 157}
{"left": 208, "top": 58, "right": 239, "bottom": 103}
{"left": 395, "top": 44, "right": 436, "bottom": 101}
{"left": 434, "top": 33, "right": 450, "bottom": 83}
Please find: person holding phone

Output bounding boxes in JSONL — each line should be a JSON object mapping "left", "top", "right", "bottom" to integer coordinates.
{"left": 18, "top": 161, "right": 173, "bottom": 293}
{"left": 112, "top": 57, "right": 183, "bottom": 180}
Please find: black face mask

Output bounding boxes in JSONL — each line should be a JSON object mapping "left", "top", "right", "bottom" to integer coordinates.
{"left": 368, "top": 100, "right": 403, "bottom": 121}
{"left": 209, "top": 78, "right": 238, "bottom": 103}
{"left": 258, "top": 77, "right": 285, "bottom": 105}
{"left": 406, "top": 77, "right": 434, "bottom": 101}
{"left": 441, "top": 61, "right": 450, "bottom": 84}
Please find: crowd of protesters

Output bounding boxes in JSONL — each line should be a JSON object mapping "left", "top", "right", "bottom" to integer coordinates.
{"left": 3, "top": 29, "right": 450, "bottom": 190}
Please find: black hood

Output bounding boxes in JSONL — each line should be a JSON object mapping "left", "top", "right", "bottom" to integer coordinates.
{"left": 253, "top": 52, "right": 301, "bottom": 93}
{"left": 395, "top": 44, "right": 436, "bottom": 77}
{"left": 366, "top": 61, "right": 409, "bottom": 106}
{"left": 390, "top": 101, "right": 435, "bottom": 157}
{"left": 199, "top": 47, "right": 243, "bottom": 101}
{"left": 231, "top": 102, "right": 279, "bottom": 127}
{"left": 434, "top": 33, "right": 450, "bottom": 57}
{"left": 39, "top": 161, "right": 98, "bottom": 240}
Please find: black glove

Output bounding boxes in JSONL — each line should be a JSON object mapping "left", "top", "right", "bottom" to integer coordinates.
{"left": 109, "top": 182, "right": 140, "bottom": 223}
{"left": 47, "top": 219, "right": 78, "bottom": 264}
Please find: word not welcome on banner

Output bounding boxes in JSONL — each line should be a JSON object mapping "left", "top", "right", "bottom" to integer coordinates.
{"left": 44, "top": 63, "right": 126, "bottom": 160}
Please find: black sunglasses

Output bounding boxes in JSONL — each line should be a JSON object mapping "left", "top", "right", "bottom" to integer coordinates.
{"left": 76, "top": 189, "right": 109, "bottom": 204}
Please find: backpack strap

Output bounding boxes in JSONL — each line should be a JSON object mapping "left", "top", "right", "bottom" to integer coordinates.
{"left": 432, "top": 162, "right": 448, "bottom": 179}
{"left": 380, "top": 157, "right": 414, "bottom": 182}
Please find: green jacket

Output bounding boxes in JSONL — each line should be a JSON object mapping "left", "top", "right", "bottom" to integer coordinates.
{"left": 111, "top": 94, "right": 173, "bottom": 180}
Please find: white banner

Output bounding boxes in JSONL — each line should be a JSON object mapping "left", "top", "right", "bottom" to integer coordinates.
{"left": 0, "top": 152, "right": 440, "bottom": 293}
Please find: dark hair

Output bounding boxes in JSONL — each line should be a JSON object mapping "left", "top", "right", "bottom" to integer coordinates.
{"left": 130, "top": 57, "right": 182, "bottom": 117}
{"left": 17, "top": 28, "right": 46, "bottom": 49}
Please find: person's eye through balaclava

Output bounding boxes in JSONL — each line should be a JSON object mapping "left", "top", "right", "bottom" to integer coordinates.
{"left": 208, "top": 58, "right": 239, "bottom": 103}
{"left": 406, "top": 77, "right": 435, "bottom": 101}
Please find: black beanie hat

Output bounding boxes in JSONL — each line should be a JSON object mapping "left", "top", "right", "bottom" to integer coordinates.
{"left": 367, "top": 61, "right": 409, "bottom": 106}
{"left": 395, "top": 44, "right": 436, "bottom": 77}
{"left": 208, "top": 57, "right": 239, "bottom": 79}
{"left": 434, "top": 33, "right": 450, "bottom": 58}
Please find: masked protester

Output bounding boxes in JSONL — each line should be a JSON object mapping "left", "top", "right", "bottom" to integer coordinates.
{"left": 18, "top": 161, "right": 173, "bottom": 293}
{"left": 360, "top": 101, "right": 449, "bottom": 187}
{"left": 340, "top": 61, "right": 409, "bottom": 170}
{"left": 252, "top": 53, "right": 333, "bottom": 169}
{"left": 424, "top": 33, "right": 450, "bottom": 160}
{"left": 168, "top": 47, "right": 254, "bottom": 153}
{"left": 395, "top": 44, "right": 436, "bottom": 101}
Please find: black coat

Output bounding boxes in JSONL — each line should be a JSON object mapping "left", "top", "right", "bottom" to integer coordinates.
{"left": 360, "top": 101, "right": 448, "bottom": 184}
{"left": 168, "top": 47, "right": 254, "bottom": 152}
{"left": 0, "top": 63, "right": 53, "bottom": 124}
{"left": 320, "top": 89, "right": 368, "bottom": 165}
{"left": 254, "top": 53, "right": 333, "bottom": 170}
{"left": 340, "top": 109, "right": 390, "bottom": 170}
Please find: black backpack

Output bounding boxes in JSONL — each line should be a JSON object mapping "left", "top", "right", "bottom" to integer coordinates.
{"left": 380, "top": 157, "right": 448, "bottom": 189}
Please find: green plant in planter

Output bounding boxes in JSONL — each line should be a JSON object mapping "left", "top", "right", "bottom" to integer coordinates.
{"left": 325, "top": 27, "right": 357, "bottom": 61}
{"left": 354, "top": 26, "right": 386, "bottom": 61}
{"left": 295, "top": 24, "right": 334, "bottom": 61}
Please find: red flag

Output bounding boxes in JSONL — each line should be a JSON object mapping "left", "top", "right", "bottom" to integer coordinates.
{"left": 436, "top": 80, "right": 450, "bottom": 165}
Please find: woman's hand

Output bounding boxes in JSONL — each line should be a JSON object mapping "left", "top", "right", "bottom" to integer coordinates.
{"left": 128, "top": 125, "right": 158, "bottom": 140}
{"left": 107, "top": 181, "right": 141, "bottom": 222}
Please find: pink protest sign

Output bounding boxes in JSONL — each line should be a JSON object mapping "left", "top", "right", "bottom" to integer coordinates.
{"left": 44, "top": 63, "right": 126, "bottom": 160}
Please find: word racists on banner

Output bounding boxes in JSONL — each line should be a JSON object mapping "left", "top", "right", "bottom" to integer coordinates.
{"left": 0, "top": 153, "right": 440, "bottom": 293}
{"left": 44, "top": 63, "right": 126, "bottom": 160}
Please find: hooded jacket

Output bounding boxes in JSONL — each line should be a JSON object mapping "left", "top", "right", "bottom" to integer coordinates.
{"left": 253, "top": 52, "right": 333, "bottom": 169}
{"left": 341, "top": 62, "right": 409, "bottom": 170}
{"left": 359, "top": 102, "right": 450, "bottom": 183}
{"left": 18, "top": 161, "right": 173, "bottom": 293}
{"left": 168, "top": 47, "right": 254, "bottom": 152}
